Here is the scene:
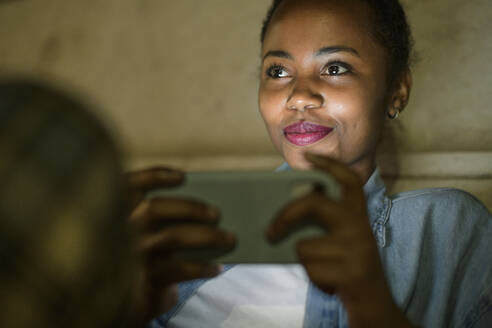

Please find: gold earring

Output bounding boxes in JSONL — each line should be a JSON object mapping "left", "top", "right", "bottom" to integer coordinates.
{"left": 388, "top": 109, "right": 400, "bottom": 120}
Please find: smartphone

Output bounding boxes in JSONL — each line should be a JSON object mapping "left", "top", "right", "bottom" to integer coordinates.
{"left": 148, "top": 170, "right": 340, "bottom": 263}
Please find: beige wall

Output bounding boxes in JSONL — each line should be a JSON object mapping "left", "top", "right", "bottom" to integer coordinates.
{"left": 0, "top": 0, "right": 274, "bottom": 156}
{"left": 0, "top": 0, "right": 491, "bottom": 209}
{"left": 396, "top": 0, "right": 492, "bottom": 152}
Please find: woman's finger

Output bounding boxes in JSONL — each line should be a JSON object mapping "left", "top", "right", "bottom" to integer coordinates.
{"left": 299, "top": 238, "right": 381, "bottom": 294}
{"left": 304, "top": 153, "right": 366, "bottom": 213}
{"left": 138, "top": 224, "right": 236, "bottom": 255}
{"left": 130, "top": 197, "right": 220, "bottom": 230}
{"left": 295, "top": 236, "right": 348, "bottom": 261}
{"left": 267, "top": 192, "right": 356, "bottom": 243}
{"left": 126, "top": 167, "right": 185, "bottom": 208}
{"left": 301, "top": 260, "right": 349, "bottom": 294}
{"left": 127, "top": 167, "right": 185, "bottom": 191}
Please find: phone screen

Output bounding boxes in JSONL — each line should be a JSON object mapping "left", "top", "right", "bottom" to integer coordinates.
{"left": 149, "top": 170, "right": 339, "bottom": 263}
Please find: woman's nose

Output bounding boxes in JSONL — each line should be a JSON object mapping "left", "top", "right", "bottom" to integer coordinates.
{"left": 286, "top": 80, "right": 323, "bottom": 112}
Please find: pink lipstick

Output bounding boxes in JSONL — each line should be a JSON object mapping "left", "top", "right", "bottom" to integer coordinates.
{"left": 283, "top": 121, "right": 333, "bottom": 146}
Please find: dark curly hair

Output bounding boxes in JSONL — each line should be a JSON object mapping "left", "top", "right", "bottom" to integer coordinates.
{"left": 260, "top": 0, "right": 414, "bottom": 85}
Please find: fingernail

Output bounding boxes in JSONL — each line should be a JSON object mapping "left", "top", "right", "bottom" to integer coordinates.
{"left": 224, "top": 232, "right": 236, "bottom": 244}
{"left": 207, "top": 206, "right": 220, "bottom": 219}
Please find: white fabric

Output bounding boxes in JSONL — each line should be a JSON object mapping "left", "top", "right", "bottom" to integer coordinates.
{"left": 168, "top": 265, "right": 309, "bottom": 328}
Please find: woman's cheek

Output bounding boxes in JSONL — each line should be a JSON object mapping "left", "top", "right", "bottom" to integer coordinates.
{"left": 258, "top": 87, "right": 274, "bottom": 119}
{"left": 259, "top": 88, "right": 285, "bottom": 125}
{"left": 258, "top": 89, "right": 284, "bottom": 151}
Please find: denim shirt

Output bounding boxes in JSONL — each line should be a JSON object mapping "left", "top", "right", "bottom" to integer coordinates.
{"left": 150, "top": 167, "right": 492, "bottom": 328}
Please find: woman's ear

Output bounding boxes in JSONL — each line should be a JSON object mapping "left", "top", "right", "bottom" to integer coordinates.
{"left": 387, "top": 70, "right": 412, "bottom": 118}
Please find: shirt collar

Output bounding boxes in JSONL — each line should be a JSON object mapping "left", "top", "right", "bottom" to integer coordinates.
{"left": 363, "top": 167, "right": 387, "bottom": 214}
{"left": 363, "top": 168, "right": 390, "bottom": 247}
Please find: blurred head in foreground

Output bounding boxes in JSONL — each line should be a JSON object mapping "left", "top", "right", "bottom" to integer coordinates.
{"left": 0, "top": 79, "right": 133, "bottom": 328}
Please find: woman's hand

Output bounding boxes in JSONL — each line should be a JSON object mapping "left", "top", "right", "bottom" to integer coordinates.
{"left": 126, "top": 167, "right": 236, "bottom": 327}
{"left": 267, "top": 154, "right": 414, "bottom": 328}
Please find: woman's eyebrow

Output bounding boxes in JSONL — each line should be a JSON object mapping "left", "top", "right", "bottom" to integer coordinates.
{"left": 262, "top": 50, "right": 293, "bottom": 61}
{"left": 315, "top": 46, "right": 360, "bottom": 57}
{"left": 262, "top": 47, "right": 359, "bottom": 62}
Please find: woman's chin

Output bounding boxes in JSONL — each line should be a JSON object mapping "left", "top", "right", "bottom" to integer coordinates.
{"left": 282, "top": 144, "right": 338, "bottom": 170}
{"left": 280, "top": 137, "right": 341, "bottom": 169}
{"left": 283, "top": 153, "right": 314, "bottom": 170}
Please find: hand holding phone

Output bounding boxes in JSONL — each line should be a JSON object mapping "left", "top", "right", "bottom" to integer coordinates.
{"left": 149, "top": 169, "right": 339, "bottom": 263}
{"left": 126, "top": 167, "right": 236, "bottom": 324}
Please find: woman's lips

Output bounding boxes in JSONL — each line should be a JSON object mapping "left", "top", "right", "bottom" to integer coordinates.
{"left": 283, "top": 121, "right": 334, "bottom": 146}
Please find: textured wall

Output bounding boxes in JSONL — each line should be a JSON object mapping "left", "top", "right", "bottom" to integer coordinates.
{"left": 1, "top": 0, "right": 491, "bottom": 158}
{"left": 0, "top": 0, "right": 274, "bottom": 157}
{"left": 395, "top": 0, "right": 492, "bottom": 152}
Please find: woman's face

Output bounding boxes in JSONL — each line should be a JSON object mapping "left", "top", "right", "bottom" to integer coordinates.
{"left": 259, "top": 0, "right": 393, "bottom": 180}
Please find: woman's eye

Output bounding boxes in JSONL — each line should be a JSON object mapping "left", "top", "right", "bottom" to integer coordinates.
{"left": 323, "top": 63, "right": 350, "bottom": 76}
{"left": 266, "top": 65, "right": 289, "bottom": 78}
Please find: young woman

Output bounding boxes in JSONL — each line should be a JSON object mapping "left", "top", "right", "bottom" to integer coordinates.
{"left": 127, "top": 0, "right": 492, "bottom": 327}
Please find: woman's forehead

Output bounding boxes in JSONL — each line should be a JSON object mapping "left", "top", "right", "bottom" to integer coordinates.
{"left": 274, "top": 0, "right": 369, "bottom": 17}
{"left": 263, "top": 0, "right": 376, "bottom": 55}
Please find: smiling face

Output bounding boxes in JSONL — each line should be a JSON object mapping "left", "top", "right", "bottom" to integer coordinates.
{"left": 259, "top": 0, "right": 401, "bottom": 181}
